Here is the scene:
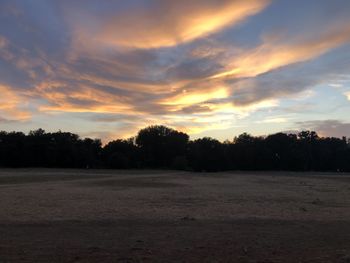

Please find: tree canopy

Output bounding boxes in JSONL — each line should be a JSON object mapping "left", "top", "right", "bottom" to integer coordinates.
{"left": 0, "top": 125, "right": 349, "bottom": 172}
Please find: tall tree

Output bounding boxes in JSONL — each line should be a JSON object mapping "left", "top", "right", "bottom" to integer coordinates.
{"left": 135, "top": 125, "right": 189, "bottom": 167}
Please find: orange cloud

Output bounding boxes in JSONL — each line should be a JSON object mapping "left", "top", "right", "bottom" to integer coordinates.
{"left": 35, "top": 81, "right": 134, "bottom": 114}
{"left": 210, "top": 23, "right": 350, "bottom": 79}
{"left": 0, "top": 36, "right": 8, "bottom": 49}
{"left": 72, "top": 0, "right": 270, "bottom": 49}
{"left": 159, "top": 86, "right": 228, "bottom": 109}
{"left": 0, "top": 84, "right": 31, "bottom": 121}
{"left": 32, "top": 20, "right": 350, "bottom": 139}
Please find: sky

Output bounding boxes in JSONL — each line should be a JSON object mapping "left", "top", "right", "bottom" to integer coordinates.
{"left": 1, "top": 0, "right": 350, "bottom": 142}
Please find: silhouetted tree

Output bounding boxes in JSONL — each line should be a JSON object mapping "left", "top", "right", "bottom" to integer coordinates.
{"left": 135, "top": 125, "right": 189, "bottom": 168}
{"left": 187, "top": 137, "right": 226, "bottom": 172}
{"left": 0, "top": 130, "right": 101, "bottom": 168}
{"left": 0, "top": 131, "right": 26, "bottom": 167}
{"left": 0, "top": 127, "right": 349, "bottom": 172}
{"left": 264, "top": 133, "right": 298, "bottom": 170}
{"left": 102, "top": 138, "right": 138, "bottom": 168}
{"left": 229, "top": 133, "right": 265, "bottom": 170}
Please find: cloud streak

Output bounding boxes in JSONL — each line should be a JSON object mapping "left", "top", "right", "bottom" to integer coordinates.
{"left": 70, "top": 0, "right": 270, "bottom": 49}
{"left": 210, "top": 23, "right": 350, "bottom": 80}
{"left": 0, "top": 84, "right": 31, "bottom": 121}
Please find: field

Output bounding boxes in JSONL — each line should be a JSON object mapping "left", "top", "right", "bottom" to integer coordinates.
{"left": 0, "top": 169, "right": 350, "bottom": 262}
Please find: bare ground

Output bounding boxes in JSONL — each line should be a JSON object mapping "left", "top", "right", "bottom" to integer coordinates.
{"left": 0, "top": 169, "right": 350, "bottom": 262}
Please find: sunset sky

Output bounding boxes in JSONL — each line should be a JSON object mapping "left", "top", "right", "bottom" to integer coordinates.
{"left": 1, "top": 0, "right": 350, "bottom": 142}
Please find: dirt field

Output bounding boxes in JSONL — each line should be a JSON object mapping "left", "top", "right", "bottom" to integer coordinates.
{"left": 0, "top": 169, "right": 350, "bottom": 262}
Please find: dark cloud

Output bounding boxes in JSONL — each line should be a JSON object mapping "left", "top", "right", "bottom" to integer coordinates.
{"left": 179, "top": 104, "right": 212, "bottom": 114}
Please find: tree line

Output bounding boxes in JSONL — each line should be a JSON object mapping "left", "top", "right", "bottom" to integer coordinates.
{"left": 0, "top": 125, "right": 349, "bottom": 172}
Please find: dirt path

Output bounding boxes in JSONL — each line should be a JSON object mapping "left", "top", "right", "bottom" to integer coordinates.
{"left": 0, "top": 169, "right": 349, "bottom": 262}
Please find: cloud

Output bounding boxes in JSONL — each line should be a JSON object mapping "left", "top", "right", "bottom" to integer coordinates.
{"left": 0, "top": 35, "right": 8, "bottom": 49}
{"left": 159, "top": 86, "right": 228, "bottom": 109}
{"left": 225, "top": 44, "right": 350, "bottom": 106}
{"left": 70, "top": 0, "right": 270, "bottom": 49}
{"left": 296, "top": 120, "right": 350, "bottom": 138}
{"left": 1, "top": 1, "right": 350, "bottom": 140}
{"left": 42, "top": 1, "right": 350, "bottom": 122}
{"left": 344, "top": 91, "right": 350, "bottom": 100}
{"left": 0, "top": 84, "right": 31, "bottom": 121}
{"left": 257, "top": 117, "right": 288, "bottom": 124}
{"left": 35, "top": 81, "right": 135, "bottom": 114}
{"left": 179, "top": 105, "right": 212, "bottom": 114}
{"left": 210, "top": 22, "right": 350, "bottom": 80}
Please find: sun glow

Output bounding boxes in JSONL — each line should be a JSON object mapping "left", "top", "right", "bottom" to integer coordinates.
{"left": 160, "top": 87, "right": 228, "bottom": 108}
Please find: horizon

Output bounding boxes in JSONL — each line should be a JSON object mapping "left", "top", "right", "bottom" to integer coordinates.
{"left": 1, "top": 0, "right": 350, "bottom": 141}
{"left": 0, "top": 125, "right": 347, "bottom": 145}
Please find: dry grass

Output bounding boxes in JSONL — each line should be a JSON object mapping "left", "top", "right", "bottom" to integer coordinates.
{"left": 0, "top": 169, "right": 350, "bottom": 262}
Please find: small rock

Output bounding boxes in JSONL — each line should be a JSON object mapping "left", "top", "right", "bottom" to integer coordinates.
{"left": 342, "top": 255, "right": 350, "bottom": 263}
{"left": 117, "top": 257, "right": 133, "bottom": 261}
{"left": 196, "top": 246, "right": 205, "bottom": 249}
{"left": 131, "top": 247, "right": 143, "bottom": 251}
{"left": 311, "top": 198, "right": 322, "bottom": 205}
{"left": 181, "top": 216, "right": 196, "bottom": 221}
{"left": 87, "top": 246, "right": 100, "bottom": 251}
{"left": 299, "top": 207, "right": 307, "bottom": 212}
